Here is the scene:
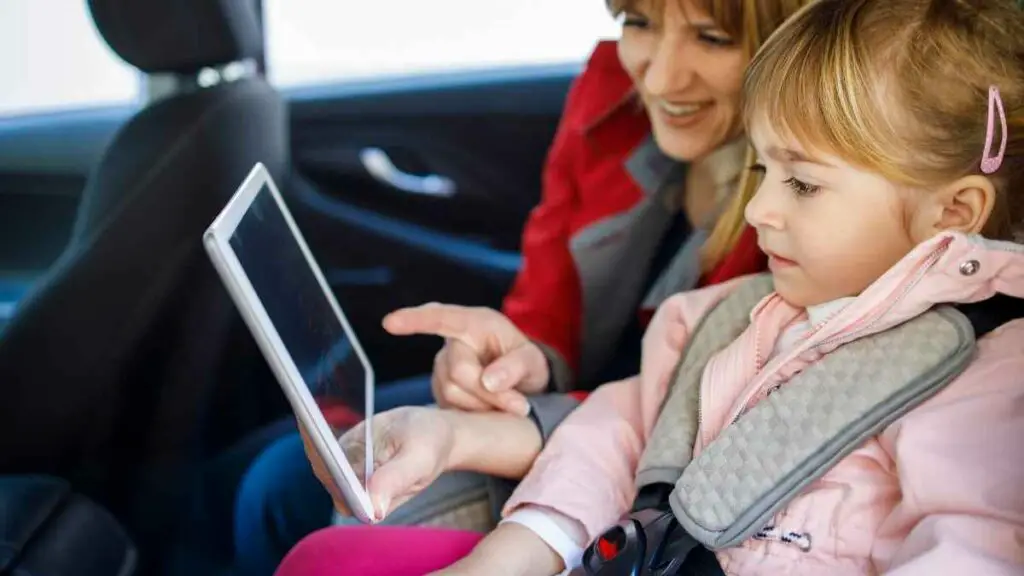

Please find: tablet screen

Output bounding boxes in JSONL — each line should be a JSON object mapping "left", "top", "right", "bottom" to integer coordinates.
{"left": 229, "top": 185, "right": 369, "bottom": 481}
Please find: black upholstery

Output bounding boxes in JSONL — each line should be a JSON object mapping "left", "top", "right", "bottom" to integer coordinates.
{"left": 87, "top": 0, "right": 263, "bottom": 74}
{"left": 956, "top": 293, "right": 1024, "bottom": 338}
{"left": 0, "top": 0, "right": 287, "bottom": 569}
{"left": 0, "top": 475, "right": 136, "bottom": 576}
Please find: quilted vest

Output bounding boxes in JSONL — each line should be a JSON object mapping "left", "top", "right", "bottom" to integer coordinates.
{"left": 634, "top": 274, "right": 978, "bottom": 550}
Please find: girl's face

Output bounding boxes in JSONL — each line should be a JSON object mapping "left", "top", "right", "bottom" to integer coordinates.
{"left": 617, "top": 0, "right": 747, "bottom": 162}
{"left": 744, "top": 119, "right": 921, "bottom": 307}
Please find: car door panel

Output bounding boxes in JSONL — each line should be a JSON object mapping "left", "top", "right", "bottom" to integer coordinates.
{"left": 283, "top": 64, "right": 577, "bottom": 384}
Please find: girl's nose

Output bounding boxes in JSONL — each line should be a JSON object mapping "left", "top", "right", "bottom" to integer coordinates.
{"left": 744, "top": 182, "right": 785, "bottom": 231}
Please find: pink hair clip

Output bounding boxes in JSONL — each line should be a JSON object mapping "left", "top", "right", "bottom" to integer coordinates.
{"left": 981, "top": 85, "right": 1007, "bottom": 174}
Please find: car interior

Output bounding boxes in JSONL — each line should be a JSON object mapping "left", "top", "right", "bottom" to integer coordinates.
{"left": 0, "top": 0, "right": 607, "bottom": 574}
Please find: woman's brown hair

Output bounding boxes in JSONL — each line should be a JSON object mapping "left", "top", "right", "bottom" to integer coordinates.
{"left": 606, "top": 0, "right": 812, "bottom": 271}
{"left": 744, "top": 0, "right": 1024, "bottom": 241}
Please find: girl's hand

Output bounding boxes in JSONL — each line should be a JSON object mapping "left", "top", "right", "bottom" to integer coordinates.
{"left": 427, "top": 522, "right": 566, "bottom": 576}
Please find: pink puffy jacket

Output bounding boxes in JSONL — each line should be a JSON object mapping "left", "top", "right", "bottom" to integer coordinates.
{"left": 505, "top": 232, "right": 1024, "bottom": 575}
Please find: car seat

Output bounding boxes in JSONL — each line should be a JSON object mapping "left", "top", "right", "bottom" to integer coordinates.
{"left": 0, "top": 0, "right": 288, "bottom": 564}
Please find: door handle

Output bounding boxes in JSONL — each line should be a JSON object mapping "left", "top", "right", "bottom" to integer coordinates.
{"left": 359, "top": 148, "right": 457, "bottom": 198}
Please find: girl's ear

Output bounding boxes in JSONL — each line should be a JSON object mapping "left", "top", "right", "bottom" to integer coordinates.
{"left": 915, "top": 175, "right": 997, "bottom": 240}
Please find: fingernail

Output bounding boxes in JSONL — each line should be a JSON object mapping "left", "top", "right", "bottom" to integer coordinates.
{"left": 482, "top": 370, "right": 506, "bottom": 391}
{"left": 375, "top": 496, "right": 390, "bottom": 520}
{"left": 509, "top": 396, "right": 530, "bottom": 417}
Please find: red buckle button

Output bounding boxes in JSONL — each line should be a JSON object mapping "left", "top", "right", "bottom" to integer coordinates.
{"left": 596, "top": 527, "right": 626, "bottom": 561}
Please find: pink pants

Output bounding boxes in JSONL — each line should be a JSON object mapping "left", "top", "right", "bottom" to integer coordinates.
{"left": 274, "top": 525, "right": 484, "bottom": 576}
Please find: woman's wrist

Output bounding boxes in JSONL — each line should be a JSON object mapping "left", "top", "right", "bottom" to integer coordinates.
{"left": 443, "top": 409, "right": 543, "bottom": 479}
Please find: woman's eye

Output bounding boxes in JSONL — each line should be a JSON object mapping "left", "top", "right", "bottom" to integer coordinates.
{"left": 783, "top": 176, "right": 821, "bottom": 197}
{"left": 748, "top": 163, "right": 766, "bottom": 174}
{"left": 698, "top": 32, "right": 735, "bottom": 47}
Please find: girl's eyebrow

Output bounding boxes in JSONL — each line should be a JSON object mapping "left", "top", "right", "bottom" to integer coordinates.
{"left": 766, "top": 145, "right": 835, "bottom": 168}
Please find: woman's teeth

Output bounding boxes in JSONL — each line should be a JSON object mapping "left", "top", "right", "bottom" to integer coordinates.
{"left": 658, "top": 101, "right": 707, "bottom": 117}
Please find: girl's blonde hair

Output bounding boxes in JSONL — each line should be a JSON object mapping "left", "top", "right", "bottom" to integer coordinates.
{"left": 606, "top": 0, "right": 812, "bottom": 271}
{"left": 744, "top": 0, "right": 1024, "bottom": 241}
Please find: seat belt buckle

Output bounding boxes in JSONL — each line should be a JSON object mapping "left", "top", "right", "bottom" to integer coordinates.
{"left": 576, "top": 506, "right": 685, "bottom": 575}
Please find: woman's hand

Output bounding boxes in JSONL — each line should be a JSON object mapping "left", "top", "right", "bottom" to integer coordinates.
{"left": 383, "top": 304, "right": 551, "bottom": 415}
{"left": 299, "top": 406, "right": 455, "bottom": 520}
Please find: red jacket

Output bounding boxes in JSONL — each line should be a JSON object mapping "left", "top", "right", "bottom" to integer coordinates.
{"left": 501, "top": 41, "right": 765, "bottom": 382}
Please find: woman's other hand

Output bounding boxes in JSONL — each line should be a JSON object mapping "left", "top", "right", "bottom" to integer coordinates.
{"left": 299, "top": 406, "right": 455, "bottom": 520}
{"left": 383, "top": 304, "right": 551, "bottom": 416}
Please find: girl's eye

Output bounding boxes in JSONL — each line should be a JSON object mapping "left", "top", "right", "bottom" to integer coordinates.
{"left": 748, "top": 163, "right": 766, "bottom": 174}
{"left": 783, "top": 176, "right": 821, "bottom": 197}
{"left": 698, "top": 32, "right": 735, "bottom": 47}
{"left": 621, "top": 12, "right": 650, "bottom": 29}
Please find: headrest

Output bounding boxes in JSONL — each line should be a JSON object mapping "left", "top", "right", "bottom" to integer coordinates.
{"left": 87, "top": 0, "right": 263, "bottom": 74}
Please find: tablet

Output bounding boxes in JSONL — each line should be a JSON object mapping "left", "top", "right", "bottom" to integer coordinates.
{"left": 204, "top": 163, "right": 377, "bottom": 523}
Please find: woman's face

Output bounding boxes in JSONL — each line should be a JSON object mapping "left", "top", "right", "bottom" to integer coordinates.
{"left": 617, "top": 0, "right": 748, "bottom": 162}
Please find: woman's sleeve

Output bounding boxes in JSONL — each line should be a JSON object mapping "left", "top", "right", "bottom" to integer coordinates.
{"left": 499, "top": 74, "right": 588, "bottom": 391}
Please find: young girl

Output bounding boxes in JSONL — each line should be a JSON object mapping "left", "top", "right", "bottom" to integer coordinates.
{"left": 492, "top": 0, "right": 1024, "bottom": 573}
{"left": 276, "top": 0, "right": 1024, "bottom": 573}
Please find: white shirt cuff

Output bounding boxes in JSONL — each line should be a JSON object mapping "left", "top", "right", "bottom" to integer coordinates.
{"left": 502, "top": 508, "right": 586, "bottom": 573}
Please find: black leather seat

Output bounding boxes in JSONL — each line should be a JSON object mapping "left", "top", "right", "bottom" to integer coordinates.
{"left": 0, "top": 475, "right": 137, "bottom": 576}
{"left": 0, "top": 0, "right": 288, "bottom": 567}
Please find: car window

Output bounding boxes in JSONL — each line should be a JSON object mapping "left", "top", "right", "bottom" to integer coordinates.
{"left": 263, "top": 0, "right": 621, "bottom": 88}
{"left": 0, "top": 0, "right": 142, "bottom": 118}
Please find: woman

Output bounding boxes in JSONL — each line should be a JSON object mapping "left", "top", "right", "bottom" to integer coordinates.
{"left": 268, "top": 0, "right": 811, "bottom": 569}
{"left": 235, "top": 0, "right": 801, "bottom": 573}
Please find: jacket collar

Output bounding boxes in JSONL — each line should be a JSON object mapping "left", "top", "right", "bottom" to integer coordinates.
{"left": 841, "top": 232, "right": 1024, "bottom": 332}
{"left": 572, "top": 41, "right": 639, "bottom": 134}
{"left": 624, "top": 136, "right": 684, "bottom": 197}
{"left": 756, "top": 232, "right": 1024, "bottom": 348}
{"left": 625, "top": 135, "right": 749, "bottom": 200}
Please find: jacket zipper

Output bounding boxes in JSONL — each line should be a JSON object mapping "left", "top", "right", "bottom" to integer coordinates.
{"left": 814, "top": 243, "right": 948, "bottom": 350}
{"left": 722, "top": 241, "right": 950, "bottom": 428}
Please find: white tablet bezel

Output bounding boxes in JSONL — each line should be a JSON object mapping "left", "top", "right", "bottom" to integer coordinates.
{"left": 203, "top": 163, "right": 377, "bottom": 523}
